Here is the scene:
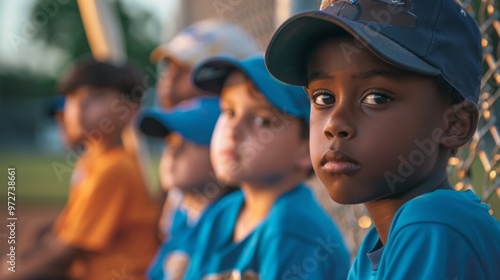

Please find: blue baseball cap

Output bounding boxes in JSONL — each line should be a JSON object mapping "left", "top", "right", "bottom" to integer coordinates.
{"left": 138, "top": 97, "right": 220, "bottom": 146}
{"left": 47, "top": 96, "right": 65, "bottom": 117}
{"left": 192, "top": 54, "right": 310, "bottom": 123}
{"left": 265, "top": 0, "right": 482, "bottom": 105}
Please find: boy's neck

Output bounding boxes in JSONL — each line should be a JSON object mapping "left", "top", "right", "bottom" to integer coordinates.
{"left": 181, "top": 183, "right": 224, "bottom": 222}
{"left": 233, "top": 172, "right": 304, "bottom": 242}
{"left": 242, "top": 172, "right": 304, "bottom": 218}
{"left": 365, "top": 173, "right": 452, "bottom": 245}
{"left": 84, "top": 136, "right": 123, "bottom": 157}
{"left": 181, "top": 192, "right": 212, "bottom": 220}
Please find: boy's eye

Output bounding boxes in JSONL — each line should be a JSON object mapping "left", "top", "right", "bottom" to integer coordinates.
{"left": 311, "top": 90, "right": 335, "bottom": 107}
{"left": 253, "top": 116, "right": 272, "bottom": 127}
{"left": 362, "top": 92, "right": 392, "bottom": 105}
{"left": 166, "top": 133, "right": 182, "bottom": 147}
{"left": 221, "top": 108, "right": 235, "bottom": 118}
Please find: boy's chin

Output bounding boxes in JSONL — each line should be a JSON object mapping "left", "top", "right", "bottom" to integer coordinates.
{"left": 323, "top": 183, "right": 372, "bottom": 205}
{"left": 213, "top": 172, "right": 240, "bottom": 187}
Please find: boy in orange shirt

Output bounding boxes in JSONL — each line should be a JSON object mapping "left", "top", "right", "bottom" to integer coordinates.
{"left": 4, "top": 60, "right": 160, "bottom": 280}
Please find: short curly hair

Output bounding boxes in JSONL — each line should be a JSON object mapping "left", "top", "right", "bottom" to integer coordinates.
{"left": 58, "top": 59, "right": 144, "bottom": 103}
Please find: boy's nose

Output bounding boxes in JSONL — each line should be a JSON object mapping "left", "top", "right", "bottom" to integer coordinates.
{"left": 225, "top": 117, "right": 244, "bottom": 142}
{"left": 323, "top": 104, "right": 355, "bottom": 141}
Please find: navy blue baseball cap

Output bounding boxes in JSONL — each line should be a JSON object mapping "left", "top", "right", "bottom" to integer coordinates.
{"left": 138, "top": 97, "right": 220, "bottom": 146}
{"left": 192, "top": 54, "right": 311, "bottom": 124}
{"left": 265, "top": 0, "right": 482, "bottom": 105}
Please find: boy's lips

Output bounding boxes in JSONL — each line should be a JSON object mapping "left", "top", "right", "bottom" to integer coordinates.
{"left": 218, "top": 149, "right": 239, "bottom": 161}
{"left": 320, "top": 150, "right": 361, "bottom": 174}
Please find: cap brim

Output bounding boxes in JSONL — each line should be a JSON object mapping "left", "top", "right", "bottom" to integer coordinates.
{"left": 265, "top": 11, "right": 441, "bottom": 86}
{"left": 138, "top": 112, "right": 171, "bottom": 138}
{"left": 192, "top": 57, "right": 242, "bottom": 94}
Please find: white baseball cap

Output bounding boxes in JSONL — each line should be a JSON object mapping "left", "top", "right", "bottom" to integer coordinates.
{"left": 150, "top": 19, "right": 260, "bottom": 66}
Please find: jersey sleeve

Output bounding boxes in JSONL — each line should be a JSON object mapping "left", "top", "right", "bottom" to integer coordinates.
{"left": 54, "top": 161, "right": 132, "bottom": 252}
{"left": 260, "top": 235, "right": 349, "bottom": 280}
{"left": 380, "top": 223, "right": 485, "bottom": 280}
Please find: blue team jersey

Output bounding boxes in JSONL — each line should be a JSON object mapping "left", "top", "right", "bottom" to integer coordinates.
{"left": 348, "top": 189, "right": 500, "bottom": 280}
{"left": 147, "top": 193, "right": 237, "bottom": 280}
{"left": 147, "top": 208, "right": 190, "bottom": 280}
{"left": 185, "top": 184, "right": 351, "bottom": 280}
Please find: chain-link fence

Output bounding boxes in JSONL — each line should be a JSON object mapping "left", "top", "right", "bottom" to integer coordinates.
{"left": 450, "top": 0, "right": 500, "bottom": 213}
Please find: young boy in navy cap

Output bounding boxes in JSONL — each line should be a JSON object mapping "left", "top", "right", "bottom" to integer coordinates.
{"left": 265, "top": 0, "right": 500, "bottom": 279}
{"left": 138, "top": 97, "right": 235, "bottom": 279}
{"left": 184, "top": 54, "right": 350, "bottom": 279}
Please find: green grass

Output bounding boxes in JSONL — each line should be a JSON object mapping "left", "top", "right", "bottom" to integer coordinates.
{"left": 0, "top": 151, "right": 70, "bottom": 206}
{"left": 0, "top": 149, "right": 163, "bottom": 207}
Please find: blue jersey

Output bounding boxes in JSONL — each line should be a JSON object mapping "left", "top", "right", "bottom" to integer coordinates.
{"left": 348, "top": 189, "right": 500, "bottom": 280}
{"left": 147, "top": 208, "right": 190, "bottom": 280}
{"left": 147, "top": 194, "right": 236, "bottom": 280}
{"left": 185, "top": 184, "right": 351, "bottom": 279}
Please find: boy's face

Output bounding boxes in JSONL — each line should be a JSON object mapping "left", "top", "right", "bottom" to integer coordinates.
{"left": 157, "top": 59, "right": 200, "bottom": 109}
{"left": 159, "top": 134, "right": 214, "bottom": 192}
{"left": 307, "top": 36, "right": 452, "bottom": 204}
{"left": 64, "top": 86, "right": 134, "bottom": 147}
{"left": 211, "top": 72, "right": 310, "bottom": 185}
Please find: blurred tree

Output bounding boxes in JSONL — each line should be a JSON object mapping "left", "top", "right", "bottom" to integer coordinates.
{"left": 0, "top": 0, "right": 161, "bottom": 148}
{"left": 0, "top": 0, "right": 160, "bottom": 99}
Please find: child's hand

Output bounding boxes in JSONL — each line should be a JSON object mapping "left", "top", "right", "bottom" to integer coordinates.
{"left": 18, "top": 219, "right": 54, "bottom": 258}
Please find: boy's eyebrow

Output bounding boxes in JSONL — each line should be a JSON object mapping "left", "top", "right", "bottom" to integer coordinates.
{"left": 248, "top": 105, "right": 276, "bottom": 112}
{"left": 307, "top": 71, "right": 334, "bottom": 83}
{"left": 221, "top": 99, "right": 275, "bottom": 112}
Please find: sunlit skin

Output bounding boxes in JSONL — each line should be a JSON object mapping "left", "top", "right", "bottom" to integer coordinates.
{"left": 160, "top": 134, "right": 213, "bottom": 192}
{"left": 157, "top": 59, "right": 205, "bottom": 109}
{"left": 306, "top": 36, "right": 477, "bottom": 244}
{"left": 63, "top": 86, "right": 136, "bottom": 155}
{"left": 159, "top": 133, "right": 222, "bottom": 219}
{"left": 211, "top": 71, "right": 311, "bottom": 241}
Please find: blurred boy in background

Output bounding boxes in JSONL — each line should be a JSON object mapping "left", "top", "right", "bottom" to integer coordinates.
{"left": 149, "top": 19, "right": 259, "bottom": 239}
{"left": 183, "top": 54, "right": 350, "bottom": 279}
{"left": 138, "top": 97, "right": 236, "bottom": 279}
{"left": 151, "top": 19, "right": 259, "bottom": 109}
{"left": 2, "top": 60, "right": 160, "bottom": 280}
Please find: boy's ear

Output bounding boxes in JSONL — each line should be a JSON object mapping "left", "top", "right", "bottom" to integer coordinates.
{"left": 122, "top": 104, "right": 140, "bottom": 123}
{"left": 440, "top": 100, "right": 478, "bottom": 150}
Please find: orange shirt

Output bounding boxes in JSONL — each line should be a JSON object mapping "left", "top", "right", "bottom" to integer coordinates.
{"left": 54, "top": 147, "right": 160, "bottom": 280}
